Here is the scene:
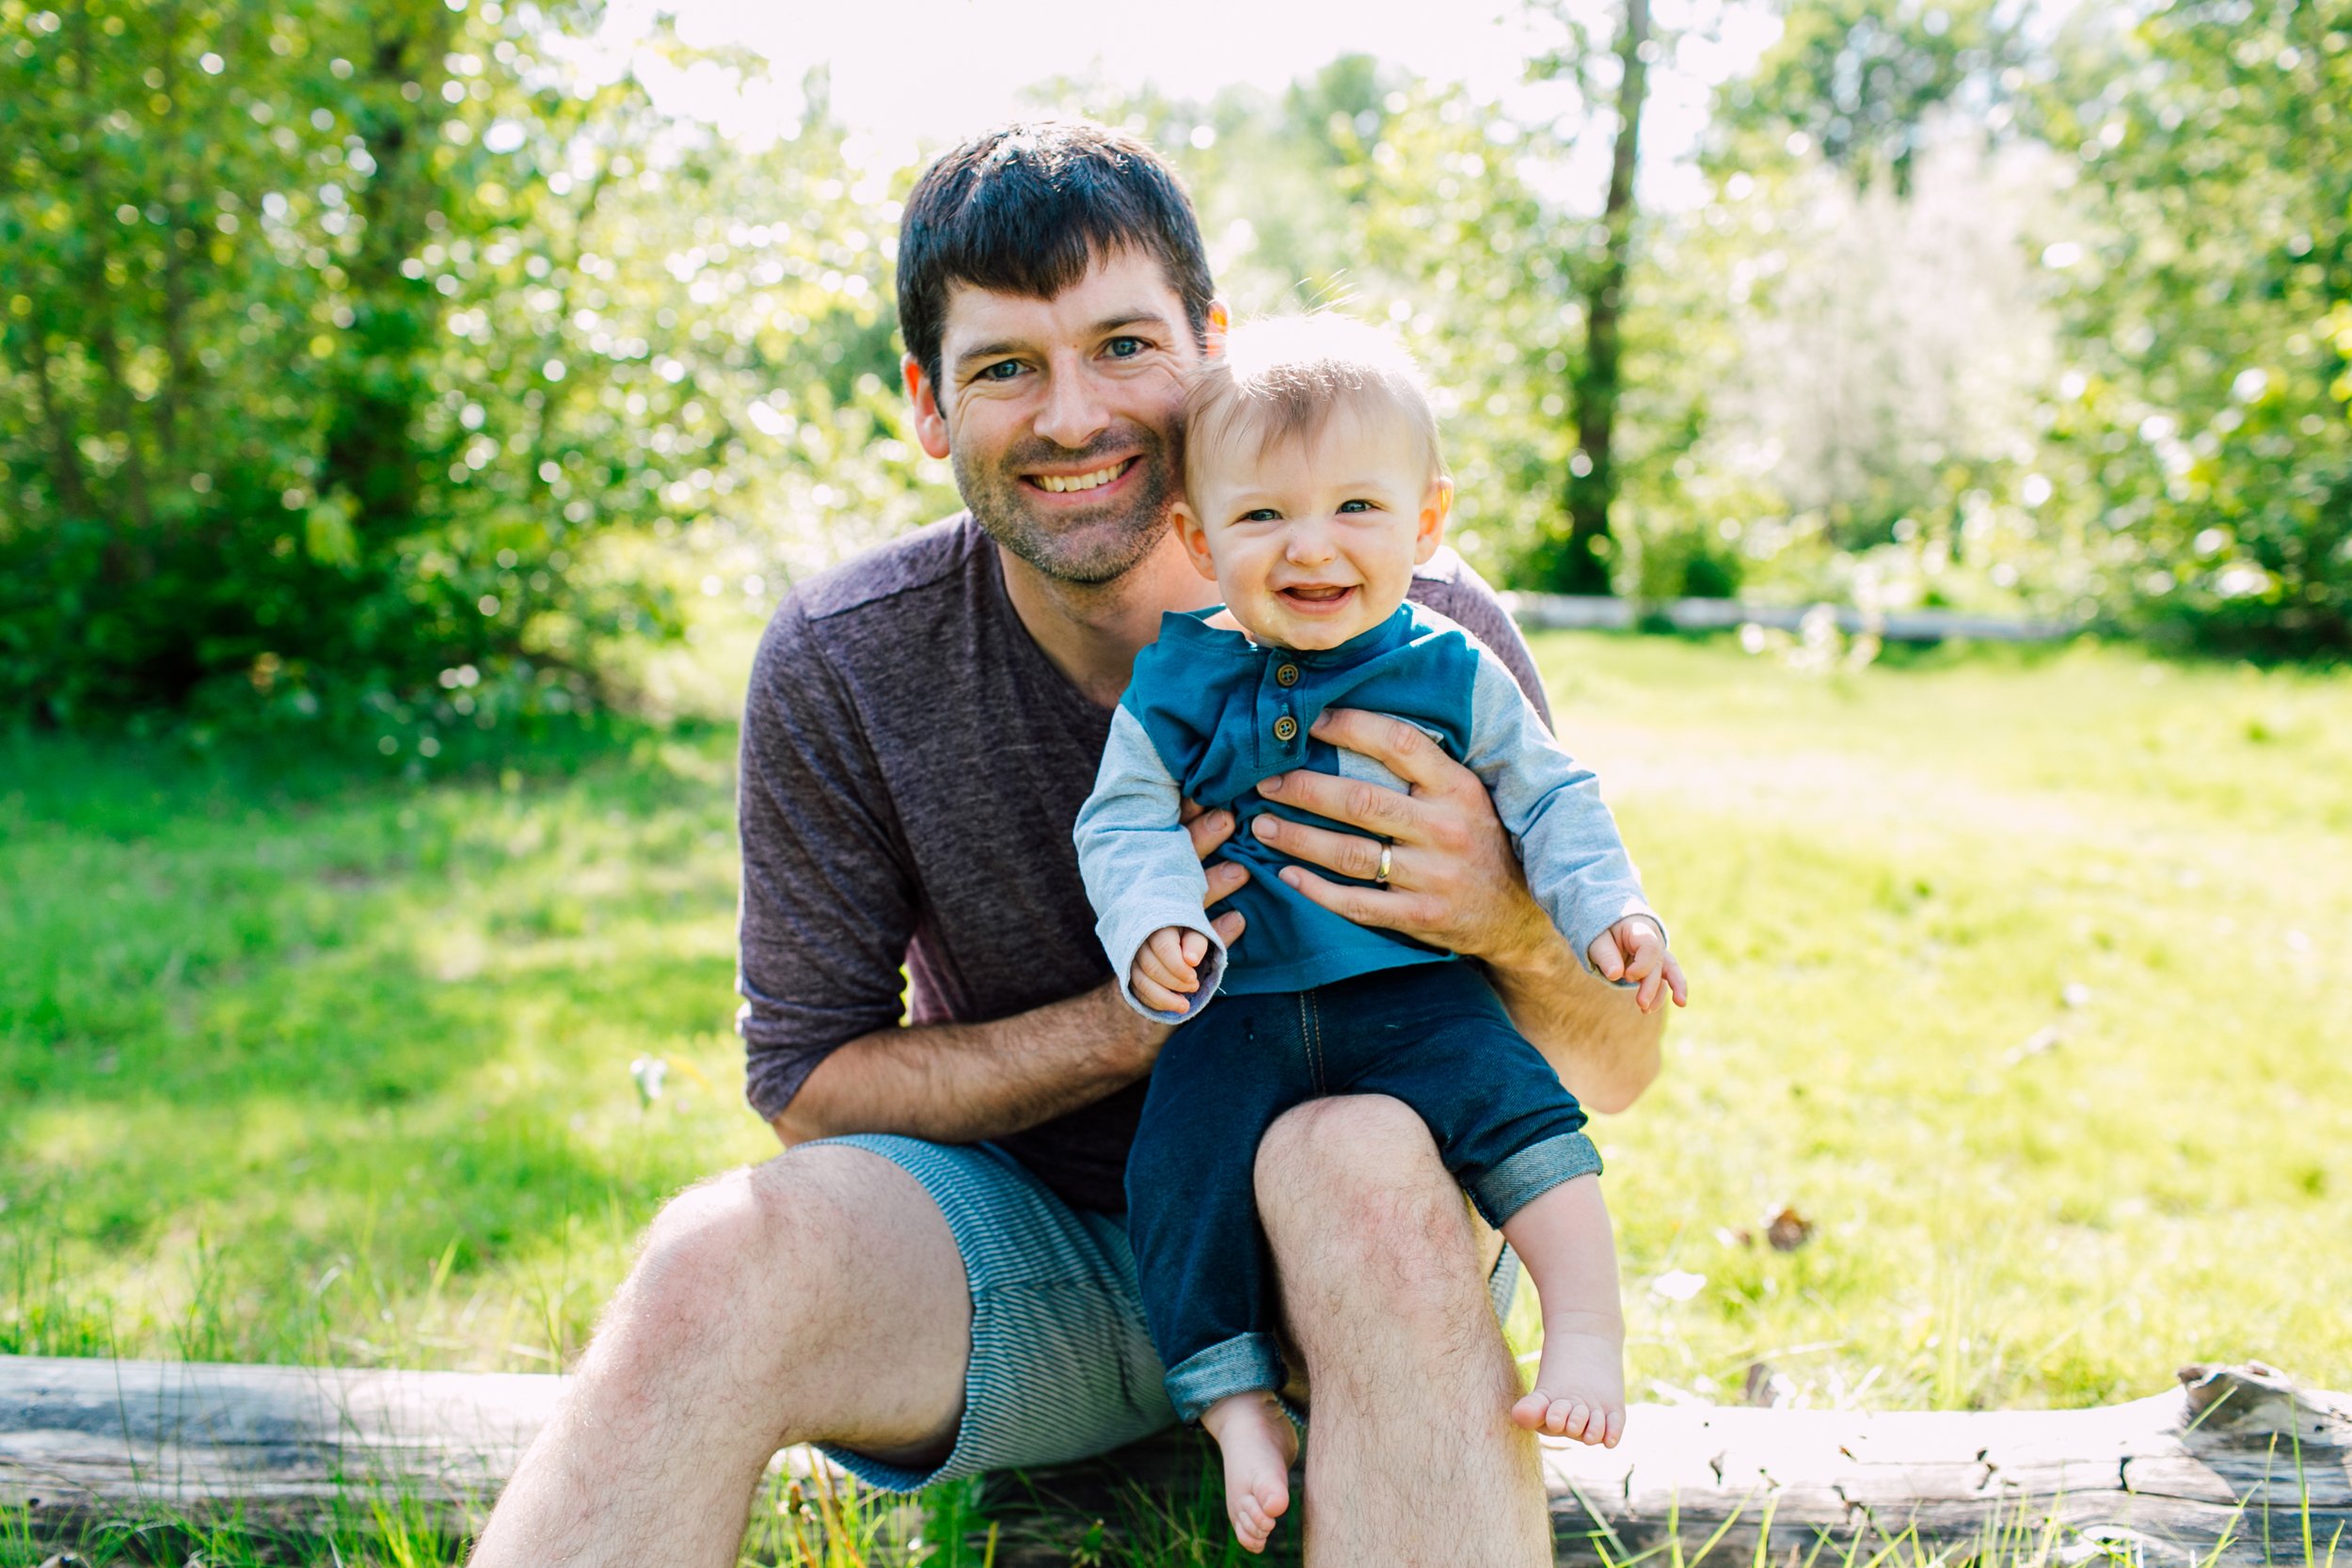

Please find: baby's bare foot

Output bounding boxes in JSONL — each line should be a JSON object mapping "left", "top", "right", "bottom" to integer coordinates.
{"left": 1199, "top": 1390, "right": 1299, "bottom": 1554}
{"left": 1510, "top": 1328, "right": 1627, "bottom": 1447}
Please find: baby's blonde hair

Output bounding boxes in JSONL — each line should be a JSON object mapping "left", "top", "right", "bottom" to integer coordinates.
{"left": 1181, "top": 314, "right": 1445, "bottom": 499}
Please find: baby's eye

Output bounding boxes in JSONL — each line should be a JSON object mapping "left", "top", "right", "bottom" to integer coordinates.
{"left": 1239, "top": 508, "right": 1283, "bottom": 523}
{"left": 1338, "top": 499, "right": 1379, "bottom": 514}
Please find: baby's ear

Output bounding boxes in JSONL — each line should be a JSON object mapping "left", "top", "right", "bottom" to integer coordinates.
{"left": 1171, "top": 501, "right": 1220, "bottom": 581}
{"left": 1414, "top": 476, "right": 1454, "bottom": 564}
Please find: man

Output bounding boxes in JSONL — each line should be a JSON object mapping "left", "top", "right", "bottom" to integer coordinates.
{"left": 469, "top": 121, "right": 1662, "bottom": 1567}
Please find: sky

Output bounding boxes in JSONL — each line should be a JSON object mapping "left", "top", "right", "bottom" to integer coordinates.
{"left": 557, "top": 0, "right": 1782, "bottom": 212}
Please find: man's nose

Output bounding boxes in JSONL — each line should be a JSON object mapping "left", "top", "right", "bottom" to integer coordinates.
{"left": 1033, "top": 361, "right": 1112, "bottom": 451}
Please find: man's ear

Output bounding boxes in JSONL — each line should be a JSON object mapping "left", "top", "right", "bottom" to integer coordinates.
{"left": 1171, "top": 501, "right": 1221, "bottom": 581}
{"left": 1414, "top": 475, "right": 1454, "bottom": 564}
{"left": 904, "top": 353, "right": 951, "bottom": 460}
{"left": 1202, "top": 299, "right": 1232, "bottom": 361}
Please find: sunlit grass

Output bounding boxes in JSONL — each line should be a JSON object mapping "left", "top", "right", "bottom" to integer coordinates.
{"left": 1540, "top": 635, "right": 2352, "bottom": 1411}
{"left": 2, "top": 632, "right": 2348, "bottom": 1561}
{"left": 0, "top": 721, "right": 775, "bottom": 1370}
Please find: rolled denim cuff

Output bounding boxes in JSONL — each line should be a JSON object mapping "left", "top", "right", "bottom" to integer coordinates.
{"left": 1469, "top": 1131, "right": 1603, "bottom": 1227}
{"left": 1164, "top": 1331, "right": 1285, "bottom": 1425}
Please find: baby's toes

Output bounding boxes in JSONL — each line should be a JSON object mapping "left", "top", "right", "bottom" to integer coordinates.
{"left": 1232, "top": 1505, "right": 1270, "bottom": 1555}
{"left": 1510, "top": 1391, "right": 1551, "bottom": 1431}
{"left": 1544, "top": 1398, "right": 1577, "bottom": 1435}
{"left": 1603, "top": 1406, "right": 1628, "bottom": 1449}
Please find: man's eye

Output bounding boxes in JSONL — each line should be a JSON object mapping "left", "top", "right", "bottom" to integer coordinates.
{"left": 1104, "top": 336, "right": 1148, "bottom": 358}
{"left": 977, "top": 360, "right": 1025, "bottom": 382}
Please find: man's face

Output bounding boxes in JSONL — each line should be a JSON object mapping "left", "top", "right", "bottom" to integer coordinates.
{"left": 906, "top": 248, "right": 1205, "bottom": 586}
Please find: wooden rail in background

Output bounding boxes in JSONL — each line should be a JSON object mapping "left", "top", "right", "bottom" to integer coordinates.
{"left": 5, "top": 1356, "right": 2345, "bottom": 1563}
{"left": 1504, "top": 591, "right": 2078, "bottom": 643}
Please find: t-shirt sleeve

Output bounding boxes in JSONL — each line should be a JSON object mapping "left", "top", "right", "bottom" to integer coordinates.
{"left": 735, "top": 597, "right": 916, "bottom": 1123}
{"left": 1407, "top": 552, "right": 1555, "bottom": 732}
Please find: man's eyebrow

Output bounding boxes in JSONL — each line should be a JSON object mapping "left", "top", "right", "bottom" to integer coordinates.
{"left": 1091, "top": 310, "right": 1175, "bottom": 335}
{"left": 952, "top": 339, "right": 1028, "bottom": 369}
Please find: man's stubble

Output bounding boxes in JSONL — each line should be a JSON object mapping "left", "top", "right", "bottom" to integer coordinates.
{"left": 953, "top": 423, "right": 1179, "bottom": 588}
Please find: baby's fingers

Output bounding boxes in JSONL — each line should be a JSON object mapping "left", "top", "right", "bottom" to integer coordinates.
{"left": 1180, "top": 929, "right": 1208, "bottom": 968}
{"left": 1136, "top": 931, "right": 1199, "bottom": 994}
{"left": 1586, "top": 929, "right": 1627, "bottom": 982}
{"left": 1133, "top": 972, "right": 1190, "bottom": 1016}
{"left": 1662, "top": 952, "right": 1689, "bottom": 1008}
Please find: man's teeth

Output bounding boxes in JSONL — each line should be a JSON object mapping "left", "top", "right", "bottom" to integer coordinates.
{"left": 1037, "top": 462, "right": 1126, "bottom": 493}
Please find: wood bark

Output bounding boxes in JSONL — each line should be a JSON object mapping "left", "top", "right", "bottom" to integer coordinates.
{"left": 4, "top": 1356, "right": 2344, "bottom": 1564}
{"left": 1557, "top": 0, "right": 1652, "bottom": 596}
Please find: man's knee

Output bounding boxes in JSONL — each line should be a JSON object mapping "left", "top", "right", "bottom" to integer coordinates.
{"left": 594, "top": 1152, "right": 866, "bottom": 1388}
{"left": 1255, "top": 1096, "right": 1472, "bottom": 1303}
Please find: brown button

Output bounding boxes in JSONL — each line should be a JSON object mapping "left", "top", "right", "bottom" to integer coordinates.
{"left": 1273, "top": 715, "right": 1299, "bottom": 742}
{"left": 1275, "top": 662, "right": 1300, "bottom": 688}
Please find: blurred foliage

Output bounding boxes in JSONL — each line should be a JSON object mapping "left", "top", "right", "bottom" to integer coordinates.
{"left": 0, "top": 0, "right": 937, "bottom": 735}
{"left": 2027, "top": 0, "right": 2352, "bottom": 656}
{"left": 2, "top": 0, "right": 2345, "bottom": 736}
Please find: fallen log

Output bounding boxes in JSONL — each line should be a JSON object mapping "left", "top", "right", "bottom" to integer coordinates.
{"left": 2, "top": 1355, "right": 2344, "bottom": 1564}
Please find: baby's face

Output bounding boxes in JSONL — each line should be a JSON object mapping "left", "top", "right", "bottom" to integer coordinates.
{"left": 1174, "top": 404, "right": 1452, "bottom": 651}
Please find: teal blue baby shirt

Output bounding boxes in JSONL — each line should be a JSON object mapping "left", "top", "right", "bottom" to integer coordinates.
{"left": 1073, "top": 600, "right": 1658, "bottom": 1021}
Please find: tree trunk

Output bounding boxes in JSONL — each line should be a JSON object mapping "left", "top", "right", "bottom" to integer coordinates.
{"left": 1557, "top": 0, "right": 1652, "bottom": 595}
{"left": 316, "top": 6, "right": 456, "bottom": 549}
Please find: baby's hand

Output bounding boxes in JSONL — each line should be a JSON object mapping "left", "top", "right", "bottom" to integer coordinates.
{"left": 1132, "top": 926, "right": 1211, "bottom": 1016}
{"left": 1587, "top": 915, "right": 1688, "bottom": 1014}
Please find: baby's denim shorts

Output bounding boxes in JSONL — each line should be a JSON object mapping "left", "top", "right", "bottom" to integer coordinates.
{"left": 803, "top": 1132, "right": 1521, "bottom": 1492}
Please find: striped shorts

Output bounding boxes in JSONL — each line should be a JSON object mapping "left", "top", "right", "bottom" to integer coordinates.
{"left": 808, "top": 1132, "right": 1521, "bottom": 1493}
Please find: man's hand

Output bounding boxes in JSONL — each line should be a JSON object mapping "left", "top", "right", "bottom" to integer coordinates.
{"left": 1586, "top": 915, "right": 1687, "bottom": 1015}
{"left": 1183, "top": 800, "right": 1251, "bottom": 951}
{"left": 1132, "top": 926, "right": 1210, "bottom": 1015}
{"left": 1249, "top": 707, "right": 1550, "bottom": 966}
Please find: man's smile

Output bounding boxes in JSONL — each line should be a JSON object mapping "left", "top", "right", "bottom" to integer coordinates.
{"left": 1025, "top": 456, "right": 1140, "bottom": 495}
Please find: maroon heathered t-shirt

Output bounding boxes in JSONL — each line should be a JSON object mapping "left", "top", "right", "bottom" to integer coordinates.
{"left": 736, "top": 513, "right": 1554, "bottom": 1213}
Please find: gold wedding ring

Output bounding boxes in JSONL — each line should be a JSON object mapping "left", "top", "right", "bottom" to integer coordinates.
{"left": 1375, "top": 844, "right": 1392, "bottom": 888}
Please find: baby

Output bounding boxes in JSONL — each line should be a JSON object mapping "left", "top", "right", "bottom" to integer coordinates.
{"left": 1073, "top": 314, "right": 1687, "bottom": 1553}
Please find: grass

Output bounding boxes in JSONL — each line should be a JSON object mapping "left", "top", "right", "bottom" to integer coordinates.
{"left": 4, "top": 630, "right": 2348, "bottom": 1563}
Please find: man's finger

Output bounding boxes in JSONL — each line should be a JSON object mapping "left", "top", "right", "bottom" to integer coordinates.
{"left": 1307, "top": 707, "right": 1459, "bottom": 792}
{"left": 1278, "top": 864, "right": 1433, "bottom": 934}
{"left": 1258, "top": 767, "right": 1422, "bottom": 838}
{"left": 1587, "top": 929, "right": 1627, "bottom": 981}
{"left": 1212, "top": 910, "right": 1247, "bottom": 946}
{"left": 1204, "top": 858, "right": 1250, "bottom": 907}
{"left": 1250, "top": 811, "right": 1391, "bottom": 882}
{"left": 1184, "top": 807, "right": 1236, "bottom": 859}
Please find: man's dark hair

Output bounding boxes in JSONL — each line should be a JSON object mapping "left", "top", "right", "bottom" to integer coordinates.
{"left": 897, "top": 121, "right": 1216, "bottom": 394}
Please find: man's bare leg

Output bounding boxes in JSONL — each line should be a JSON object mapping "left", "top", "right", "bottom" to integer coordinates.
{"left": 1258, "top": 1094, "right": 1549, "bottom": 1567}
{"left": 469, "top": 1146, "right": 971, "bottom": 1568}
